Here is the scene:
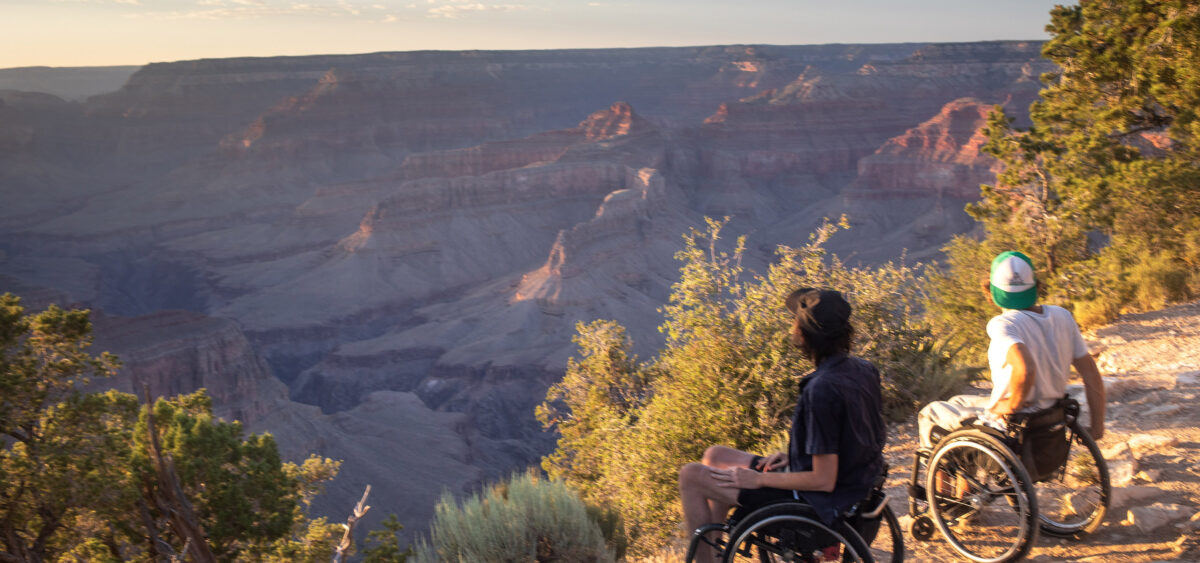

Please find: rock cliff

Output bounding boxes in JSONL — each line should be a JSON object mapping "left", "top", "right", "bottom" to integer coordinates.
{"left": 849, "top": 98, "right": 999, "bottom": 200}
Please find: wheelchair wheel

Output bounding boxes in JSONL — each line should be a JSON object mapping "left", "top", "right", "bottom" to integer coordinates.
{"left": 865, "top": 504, "right": 904, "bottom": 563}
{"left": 723, "top": 503, "right": 874, "bottom": 563}
{"left": 925, "top": 430, "right": 1038, "bottom": 563}
{"left": 1037, "top": 422, "right": 1110, "bottom": 537}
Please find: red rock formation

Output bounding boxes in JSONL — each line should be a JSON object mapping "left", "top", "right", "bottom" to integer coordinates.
{"left": 849, "top": 98, "right": 1000, "bottom": 200}
{"left": 579, "top": 101, "right": 650, "bottom": 140}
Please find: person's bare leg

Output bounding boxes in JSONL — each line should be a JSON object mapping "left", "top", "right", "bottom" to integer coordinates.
{"left": 700, "top": 446, "right": 757, "bottom": 525}
{"left": 702, "top": 445, "right": 757, "bottom": 469}
{"left": 680, "top": 462, "right": 741, "bottom": 561}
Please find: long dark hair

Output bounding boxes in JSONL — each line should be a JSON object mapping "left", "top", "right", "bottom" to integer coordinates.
{"left": 795, "top": 320, "right": 854, "bottom": 366}
{"left": 786, "top": 288, "right": 854, "bottom": 366}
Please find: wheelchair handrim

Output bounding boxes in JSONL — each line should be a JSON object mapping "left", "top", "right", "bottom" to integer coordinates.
{"left": 1037, "top": 425, "right": 1111, "bottom": 536}
{"left": 926, "top": 437, "right": 1036, "bottom": 563}
{"left": 725, "top": 514, "right": 871, "bottom": 563}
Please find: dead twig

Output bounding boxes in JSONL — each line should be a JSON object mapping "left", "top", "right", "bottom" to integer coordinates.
{"left": 332, "top": 485, "right": 372, "bottom": 563}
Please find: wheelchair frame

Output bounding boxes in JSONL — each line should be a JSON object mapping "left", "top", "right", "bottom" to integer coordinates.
{"left": 906, "top": 396, "right": 1110, "bottom": 562}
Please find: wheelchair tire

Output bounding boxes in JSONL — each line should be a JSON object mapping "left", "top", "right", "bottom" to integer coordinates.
{"left": 908, "top": 514, "right": 935, "bottom": 541}
{"left": 1037, "top": 421, "right": 1110, "bottom": 538}
{"left": 722, "top": 502, "right": 874, "bottom": 563}
{"left": 925, "top": 429, "right": 1038, "bottom": 563}
{"left": 867, "top": 504, "right": 904, "bottom": 563}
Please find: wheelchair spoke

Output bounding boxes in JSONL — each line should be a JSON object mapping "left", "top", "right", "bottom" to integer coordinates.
{"left": 924, "top": 431, "right": 1038, "bottom": 563}
{"left": 1037, "top": 423, "right": 1110, "bottom": 537}
{"left": 721, "top": 506, "right": 872, "bottom": 563}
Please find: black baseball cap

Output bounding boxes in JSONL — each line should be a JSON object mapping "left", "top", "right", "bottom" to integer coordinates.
{"left": 785, "top": 288, "right": 851, "bottom": 336}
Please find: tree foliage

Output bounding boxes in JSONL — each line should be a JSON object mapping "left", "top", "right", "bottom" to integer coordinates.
{"left": 929, "top": 0, "right": 1200, "bottom": 351}
{"left": 360, "top": 514, "right": 413, "bottom": 563}
{"left": 0, "top": 294, "right": 345, "bottom": 562}
{"left": 540, "top": 219, "right": 965, "bottom": 555}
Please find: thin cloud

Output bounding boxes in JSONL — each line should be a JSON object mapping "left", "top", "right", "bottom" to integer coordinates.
{"left": 127, "top": 0, "right": 396, "bottom": 20}
{"left": 427, "top": 2, "right": 526, "bottom": 19}
{"left": 49, "top": 0, "right": 143, "bottom": 4}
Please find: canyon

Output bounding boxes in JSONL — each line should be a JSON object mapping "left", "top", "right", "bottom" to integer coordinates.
{"left": 0, "top": 42, "right": 1051, "bottom": 538}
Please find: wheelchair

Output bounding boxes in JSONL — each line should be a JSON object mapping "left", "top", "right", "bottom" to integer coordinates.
{"left": 684, "top": 471, "right": 903, "bottom": 562}
{"left": 907, "top": 396, "right": 1110, "bottom": 562}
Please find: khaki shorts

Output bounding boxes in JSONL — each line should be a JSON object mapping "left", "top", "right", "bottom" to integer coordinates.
{"left": 917, "top": 394, "right": 991, "bottom": 449}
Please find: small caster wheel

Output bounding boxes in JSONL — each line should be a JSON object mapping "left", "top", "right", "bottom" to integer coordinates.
{"left": 909, "top": 514, "right": 935, "bottom": 541}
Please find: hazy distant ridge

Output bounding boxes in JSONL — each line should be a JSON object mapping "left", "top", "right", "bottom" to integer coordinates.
{"left": 0, "top": 65, "right": 140, "bottom": 101}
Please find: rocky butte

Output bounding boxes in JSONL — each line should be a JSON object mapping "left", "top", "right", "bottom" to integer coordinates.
{"left": 0, "top": 42, "right": 1052, "bottom": 538}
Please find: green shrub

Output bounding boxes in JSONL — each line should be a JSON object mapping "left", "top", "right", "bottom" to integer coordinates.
{"left": 1072, "top": 297, "right": 1121, "bottom": 330}
{"left": 1126, "top": 253, "right": 1191, "bottom": 313}
{"left": 878, "top": 339, "right": 981, "bottom": 421}
{"left": 414, "top": 471, "right": 613, "bottom": 563}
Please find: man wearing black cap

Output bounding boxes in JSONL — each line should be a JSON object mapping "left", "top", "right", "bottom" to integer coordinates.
{"left": 678, "top": 288, "right": 887, "bottom": 560}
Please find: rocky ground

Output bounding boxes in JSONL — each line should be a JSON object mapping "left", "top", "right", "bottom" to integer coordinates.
{"left": 887, "top": 300, "right": 1200, "bottom": 562}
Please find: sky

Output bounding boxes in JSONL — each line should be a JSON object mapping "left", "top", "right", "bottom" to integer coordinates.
{"left": 2, "top": 0, "right": 1065, "bottom": 69}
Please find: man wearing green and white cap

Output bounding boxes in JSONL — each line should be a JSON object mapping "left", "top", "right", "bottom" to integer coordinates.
{"left": 917, "top": 251, "right": 1106, "bottom": 448}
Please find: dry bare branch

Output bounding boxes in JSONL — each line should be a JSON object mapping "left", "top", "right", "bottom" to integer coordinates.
{"left": 332, "top": 485, "right": 372, "bottom": 563}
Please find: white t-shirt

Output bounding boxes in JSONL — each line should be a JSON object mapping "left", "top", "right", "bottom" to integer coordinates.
{"left": 986, "top": 305, "right": 1089, "bottom": 411}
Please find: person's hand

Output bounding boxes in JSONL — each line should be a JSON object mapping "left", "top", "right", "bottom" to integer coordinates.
{"left": 978, "top": 410, "right": 1007, "bottom": 433}
{"left": 989, "top": 403, "right": 1013, "bottom": 416}
{"left": 755, "top": 452, "right": 788, "bottom": 472}
{"left": 711, "top": 467, "right": 762, "bottom": 490}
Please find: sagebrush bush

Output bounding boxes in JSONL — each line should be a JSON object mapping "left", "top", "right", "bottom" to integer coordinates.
{"left": 413, "top": 471, "right": 613, "bottom": 563}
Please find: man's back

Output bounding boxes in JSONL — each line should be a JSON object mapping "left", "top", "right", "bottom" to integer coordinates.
{"left": 986, "top": 305, "right": 1089, "bottom": 410}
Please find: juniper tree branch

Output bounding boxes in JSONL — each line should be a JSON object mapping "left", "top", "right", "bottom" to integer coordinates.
{"left": 142, "top": 385, "right": 217, "bottom": 563}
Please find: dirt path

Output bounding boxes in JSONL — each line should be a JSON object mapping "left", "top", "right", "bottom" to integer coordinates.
{"left": 887, "top": 300, "right": 1200, "bottom": 562}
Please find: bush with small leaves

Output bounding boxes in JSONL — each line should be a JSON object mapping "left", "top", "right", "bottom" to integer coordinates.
{"left": 414, "top": 471, "right": 613, "bottom": 563}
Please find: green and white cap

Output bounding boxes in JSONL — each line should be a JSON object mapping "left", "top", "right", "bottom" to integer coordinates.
{"left": 990, "top": 251, "right": 1037, "bottom": 309}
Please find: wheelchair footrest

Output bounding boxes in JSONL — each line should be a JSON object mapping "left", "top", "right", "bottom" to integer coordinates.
{"left": 908, "top": 483, "right": 926, "bottom": 500}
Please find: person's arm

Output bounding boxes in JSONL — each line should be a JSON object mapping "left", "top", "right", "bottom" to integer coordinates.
{"left": 1073, "top": 354, "right": 1106, "bottom": 440}
{"left": 713, "top": 453, "right": 838, "bottom": 492}
{"left": 991, "top": 342, "right": 1035, "bottom": 415}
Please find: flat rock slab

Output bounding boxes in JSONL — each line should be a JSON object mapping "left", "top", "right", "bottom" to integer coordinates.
{"left": 1109, "top": 459, "right": 1140, "bottom": 487}
{"left": 1143, "top": 404, "right": 1183, "bottom": 417}
{"left": 1128, "top": 433, "right": 1181, "bottom": 458}
{"left": 1111, "top": 485, "right": 1162, "bottom": 509}
{"left": 1103, "top": 441, "right": 1133, "bottom": 459}
{"left": 1127, "top": 503, "right": 1193, "bottom": 533}
{"left": 1102, "top": 376, "right": 1142, "bottom": 400}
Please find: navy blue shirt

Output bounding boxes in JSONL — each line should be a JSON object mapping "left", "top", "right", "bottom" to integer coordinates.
{"left": 788, "top": 354, "right": 886, "bottom": 524}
